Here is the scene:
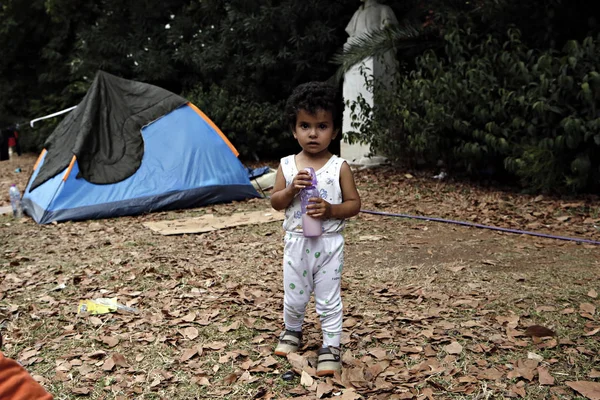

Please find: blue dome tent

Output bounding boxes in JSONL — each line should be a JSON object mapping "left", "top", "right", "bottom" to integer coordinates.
{"left": 22, "top": 71, "right": 258, "bottom": 224}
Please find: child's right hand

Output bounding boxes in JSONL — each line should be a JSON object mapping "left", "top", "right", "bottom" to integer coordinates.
{"left": 289, "top": 170, "right": 313, "bottom": 195}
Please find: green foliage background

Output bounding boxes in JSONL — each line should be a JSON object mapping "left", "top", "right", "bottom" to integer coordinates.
{"left": 0, "top": 0, "right": 362, "bottom": 158}
{"left": 346, "top": 1, "right": 600, "bottom": 193}
{"left": 1, "top": 0, "right": 600, "bottom": 192}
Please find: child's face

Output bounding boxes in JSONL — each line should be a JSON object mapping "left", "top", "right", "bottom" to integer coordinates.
{"left": 293, "top": 109, "right": 338, "bottom": 156}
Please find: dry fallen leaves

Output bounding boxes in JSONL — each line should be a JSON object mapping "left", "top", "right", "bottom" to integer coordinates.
{"left": 538, "top": 366, "right": 555, "bottom": 385}
{"left": 580, "top": 303, "right": 596, "bottom": 315}
{"left": 180, "top": 347, "right": 200, "bottom": 362}
{"left": 316, "top": 381, "right": 335, "bottom": 398}
{"left": 300, "top": 371, "right": 314, "bottom": 387}
{"left": 340, "top": 389, "right": 362, "bottom": 400}
{"left": 222, "top": 373, "right": 238, "bottom": 385}
{"left": 19, "top": 349, "right": 39, "bottom": 361}
{"left": 496, "top": 314, "right": 520, "bottom": 329}
{"left": 218, "top": 321, "right": 241, "bottom": 333}
{"left": 527, "top": 352, "right": 544, "bottom": 362}
{"left": 444, "top": 341, "right": 463, "bottom": 355}
{"left": 446, "top": 265, "right": 466, "bottom": 273}
{"left": 566, "top": 381, "right": 600, "bottom": 400}
{"left": 102, "top": 358, "right": 115, "bottom": 372}
{"left": 101, "top": 336, "right": 119, "bottom": 348}
{"left": 183, "top": 326, "right": 199, "bottom": 340}
{"left": 71, "top": 387, "right": 91, "bottom": 395}
{"left": 112, "top": 353, "right": 128, "bottom": 367}
{"left": 524, "top": 325, "right": 556, "bottom": 338}
{"left": 3, "top": 157, "right": 600, "bottom": 400}
{"left": 584, "top": 327, "right": 600, "bottom": 336}
{"left": 287, "top": 353, "right": 308, "bottom": 372}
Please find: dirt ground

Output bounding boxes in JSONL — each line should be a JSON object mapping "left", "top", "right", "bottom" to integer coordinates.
{"left": 1, "top": 154, "right": 599, "bottom": 399}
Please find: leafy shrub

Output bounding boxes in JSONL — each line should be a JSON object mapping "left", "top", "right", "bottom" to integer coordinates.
{"left": 186, "top": 85, "right": 294, "bottom": 160}
{"left": 351, "top": 20, "right": 600, "bottom": 193}
{"left": 2, "top": 0, "right": 358, "bottom": 157}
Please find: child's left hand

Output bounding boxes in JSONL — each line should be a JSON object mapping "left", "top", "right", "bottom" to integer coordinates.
{"left": 307, "top": 197, "right": 332, "bottom": 220}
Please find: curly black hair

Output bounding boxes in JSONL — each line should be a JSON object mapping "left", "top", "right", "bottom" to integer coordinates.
{"left": 284, "top": 81, "right": 342, "bottom": 132}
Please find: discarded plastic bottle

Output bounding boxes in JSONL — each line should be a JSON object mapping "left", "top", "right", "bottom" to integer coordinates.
{"left": 300, "top": 167, "right": 322, "bottom": 238}
{"left": 9, "top": 184, "right": 23, "bottom": 218}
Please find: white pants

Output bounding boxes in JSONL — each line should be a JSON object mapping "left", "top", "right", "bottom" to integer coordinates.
{"left": 282, "top": 232, "right": 344, "bottom": 348}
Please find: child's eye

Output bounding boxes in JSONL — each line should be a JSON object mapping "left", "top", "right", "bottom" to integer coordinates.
{"left": 300, "top": 123, "right": 309, "bottom": 129}
{"left": 319, "top": 124, "right": 328, "bottom": 130}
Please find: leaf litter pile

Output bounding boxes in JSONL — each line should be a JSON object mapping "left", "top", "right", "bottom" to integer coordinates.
{"left": 1, "top": 155, "right": 599, "bottom": 399}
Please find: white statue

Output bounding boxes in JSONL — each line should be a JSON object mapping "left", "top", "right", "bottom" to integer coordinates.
{"left": 341, "top": 0, "right": 398, "bottom": 167}
{"left": 345, "top": 0, "right": 398, "bottom": 41}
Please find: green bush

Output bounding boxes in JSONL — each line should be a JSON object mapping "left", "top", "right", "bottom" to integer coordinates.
{"left": 186, "top": 84, "right": 294, "bottom": 160}
{"left": 352, "top": 21, "right": 600, "bottom": 193}
{"left": 1, "top": 0, "right": 358, "bottom": 157}
{"left": 175, "top": 1, "right": 356, "bottom": 159}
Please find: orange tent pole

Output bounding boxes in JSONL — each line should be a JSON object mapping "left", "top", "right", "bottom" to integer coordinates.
{"left": 187, "top": 103, "right": 239, "bottom": 157}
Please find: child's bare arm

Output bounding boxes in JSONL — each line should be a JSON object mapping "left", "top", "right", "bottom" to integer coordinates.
{"left": 270, "top": 166, "right": 312, "bottom": 211}
{"left": 330, "top": 162, "right": 361, "bottom": 219}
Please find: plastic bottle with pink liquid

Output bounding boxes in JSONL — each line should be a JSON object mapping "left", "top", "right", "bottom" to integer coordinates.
{"left": 300, "top": 167, "right": 322, "bottom": 237}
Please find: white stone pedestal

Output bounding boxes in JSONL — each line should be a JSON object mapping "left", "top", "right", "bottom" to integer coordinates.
{"left": 341, "top": 56, "right": 390, "bottom": 167}
{"left": 340, "top": 141, "right": 387, "bottom": 167}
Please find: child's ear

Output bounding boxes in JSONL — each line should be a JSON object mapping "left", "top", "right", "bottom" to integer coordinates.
{"left": 333, "top": 129, "right": 340, "bottom": 139}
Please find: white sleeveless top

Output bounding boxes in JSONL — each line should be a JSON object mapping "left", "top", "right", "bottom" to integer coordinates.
{"left": 280, "top": 154, "right": 346, "bottom": 234}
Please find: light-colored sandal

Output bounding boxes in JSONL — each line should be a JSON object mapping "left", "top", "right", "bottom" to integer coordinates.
{"left": 274, "top": 330, "right": 302, "bottom": 356}
{"left": 316, "top": 346, "right": 341, "bottom": 376}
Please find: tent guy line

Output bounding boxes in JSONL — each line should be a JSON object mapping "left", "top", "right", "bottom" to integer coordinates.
{"left": 257, "top": 190, "right": 598, "bottom": 244}
{"left": 360, "top": 209, "right": 600, "bottom": 246}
